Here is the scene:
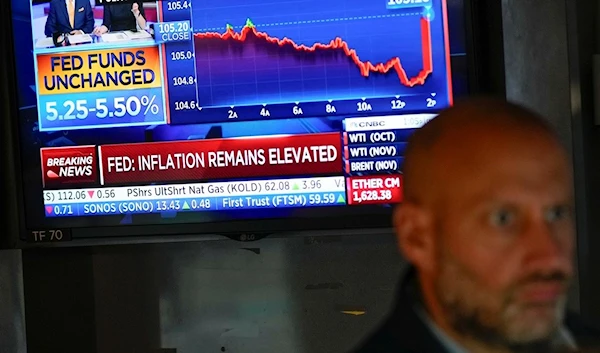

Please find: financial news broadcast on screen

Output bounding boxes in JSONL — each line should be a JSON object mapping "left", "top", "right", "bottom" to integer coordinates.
{"left": 11, "top": 0, "right": 468, "bottom": 228}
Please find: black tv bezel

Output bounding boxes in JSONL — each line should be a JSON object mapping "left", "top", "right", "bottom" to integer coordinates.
{"left": 1, "top": 0, "right": 505, "bottom": 249}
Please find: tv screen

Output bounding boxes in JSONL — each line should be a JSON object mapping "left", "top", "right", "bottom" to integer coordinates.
{"left": 8, "top": 0, "right": 471, "bottom": 244}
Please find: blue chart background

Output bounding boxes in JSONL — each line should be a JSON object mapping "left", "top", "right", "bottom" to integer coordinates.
{"left": 192, "top": 0, "right": 451, "bottom": 108}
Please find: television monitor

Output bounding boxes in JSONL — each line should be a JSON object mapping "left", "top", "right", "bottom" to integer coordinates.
{"left": 3, "top": 0, "right": 500, "bottom": 246}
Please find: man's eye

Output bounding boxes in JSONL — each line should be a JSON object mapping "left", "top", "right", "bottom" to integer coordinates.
{"left": 545, "top": 205, "right": 571, "bottom": 222}
{"left": 490, "top": 210, "right": 515, "bottom": 227}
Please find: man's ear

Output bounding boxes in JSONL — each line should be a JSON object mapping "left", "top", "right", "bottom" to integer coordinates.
{"left": 393, "top": 203, "right": 436, "bottom": 273}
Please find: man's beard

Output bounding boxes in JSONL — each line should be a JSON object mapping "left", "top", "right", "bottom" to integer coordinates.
{"left": 434, "top": 254, "right": 570, "bottom": 352}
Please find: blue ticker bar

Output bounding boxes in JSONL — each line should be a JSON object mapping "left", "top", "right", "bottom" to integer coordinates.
{"left": 169, "top": 94, "right": 442, "bottom": 125}
{"left": 154, "top": 21, "right": 193, "bottom": 44}
{"left": 44, "top": 192, "right": 348, "bottom": 217}
{"left": 38, "top": 88, "right": 166, "bottom": 131}
{"left": 345, "top": 143, "right": 407, "bottom": 159}
{"left": 345, "top": 130, "right": 413, "bottom": 145}
{"left": 346, "top": 158, "right": 404, "bottom": 174}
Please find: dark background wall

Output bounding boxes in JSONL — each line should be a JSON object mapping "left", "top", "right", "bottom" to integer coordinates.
{"left": 501, "top": 0, "right": 595, "bottom": 315}
{"left": 501, "top": 0, "right": 599, "bottom": 322}
{"left": 0, "top": 251, "right": 26, "bottom": 353}
{"left": 570, "top": 0, "right": 600, "bottom": 324}
{"left": 23, "top": 234, "right": 404, "bottom": 353}
{"left": 2, "top": 0, "right": 600, "bottom": 352}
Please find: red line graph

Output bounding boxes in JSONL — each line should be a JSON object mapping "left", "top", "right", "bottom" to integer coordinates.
{"left": 194, "top": 18, "right": 433, "bottom": 87}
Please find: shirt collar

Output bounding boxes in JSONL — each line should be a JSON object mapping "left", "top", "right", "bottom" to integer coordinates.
{"left": 558, "top": 327, "right": 579, "bottom": 350}
{"left": 415, "top": 306, "right": 469, "bottom": 353}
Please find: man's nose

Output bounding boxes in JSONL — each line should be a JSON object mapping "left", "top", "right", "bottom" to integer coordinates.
{"left": 521, "top": 218, "right": 573, "bottom": 275}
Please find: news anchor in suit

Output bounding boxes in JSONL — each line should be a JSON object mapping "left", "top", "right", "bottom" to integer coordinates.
{"left": 44, "top": 0, "right": 94, "bottom": 37}
{"left": 93, "top": 1, "right": 147, "bottom": 34}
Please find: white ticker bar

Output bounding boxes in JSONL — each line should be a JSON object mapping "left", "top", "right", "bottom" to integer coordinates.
{"left": 345, "top": 114, "right": 437, "bottom": 132}
{"left": 43, "top": 176, "right": 345, "bottom": 204}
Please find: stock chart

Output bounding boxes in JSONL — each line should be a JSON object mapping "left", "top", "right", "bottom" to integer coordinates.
{"left": 165, "top": 0, "right": 452, "bottom": 124}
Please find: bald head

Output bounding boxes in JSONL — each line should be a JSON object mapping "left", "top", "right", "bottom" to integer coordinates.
{"left": 402, "top": 97, "right": 564, "bottom": 206}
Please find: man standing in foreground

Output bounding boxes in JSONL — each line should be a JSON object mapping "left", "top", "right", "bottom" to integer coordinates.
{"left": 355, "top": 98, "right": 599, "bottom": 352}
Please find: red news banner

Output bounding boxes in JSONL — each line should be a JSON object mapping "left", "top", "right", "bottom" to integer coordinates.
{"left": 41, "top": 133, "right": 343, "bottom": 187}
{"left": 41, "top": 145, "right": 98, "bottom": 187}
